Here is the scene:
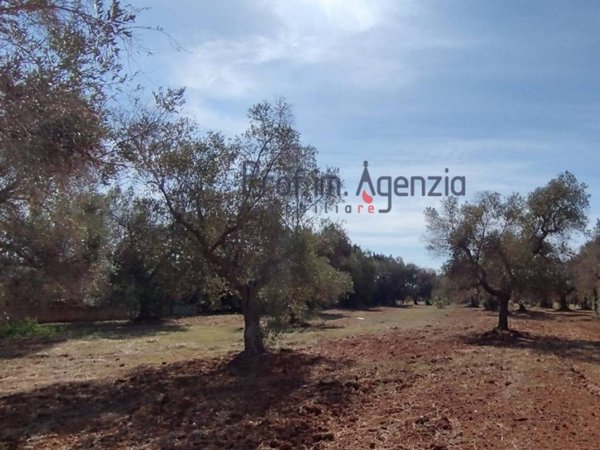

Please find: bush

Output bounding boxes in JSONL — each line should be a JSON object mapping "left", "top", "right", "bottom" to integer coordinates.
{"left": 0, "top": 319, "right": 59, "bottom": 339}
{"left": 433, "top": 296, "right": 447, "bottom": 309}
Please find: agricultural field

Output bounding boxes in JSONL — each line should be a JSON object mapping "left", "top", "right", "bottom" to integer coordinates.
{"left": 1, "top": 305, "right": 599, "bottom": 449}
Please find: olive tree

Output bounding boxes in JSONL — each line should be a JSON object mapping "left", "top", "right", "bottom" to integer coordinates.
{"left": 425, "top": 172, "right": 588, "bottom": 330}
{"left": 120, "top": 95, "right": 341, "bottom": 356}
{"left": 573, "top": 222, "right": 600, "bottom": 314}
{"left": 0, "top": 1, "right": 138, "bottom": 312}
{"left": 0, "top": 0, "right": 136, "bottom": 193}
{"left": 0, "top": 187, "right": 114, "bottom": 310}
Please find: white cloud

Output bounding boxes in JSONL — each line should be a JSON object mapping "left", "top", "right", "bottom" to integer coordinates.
{"left": 177, "top": 35, "right": 315, "bottom": 100}
{"left": 183, "top": 100, "right": 248, "bottom": 135}
{"left": 263, "top": 0, "right": 394, "bottom": 34}
{"left": 171, "top": 0, "right": 465, "bottom": 104}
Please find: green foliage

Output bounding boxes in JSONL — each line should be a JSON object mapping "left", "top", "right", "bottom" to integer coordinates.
{"left": 119, "top": 98, "right": 345, "bottom": 353}
{"left": 343, "top": 248, "right": 378, "bottom": 307}
{"left": 107, "top": 191, "right": 208, "bottom": 320}
{"left": 433, "top": 296, "right": 447, "bottom": 309}
{"left": 261, "top": 228, "right": 353, "bottom": 333}
{"left": 572, "top": 221, "right": 600, "bottom": 315}
{"left": 338, "top": 246, "right": 437, "bottom": 308}
{"left": 0, "top": 0, "right": 137, "bottom": 195}
{"left": 432, "top": 267, "right": 479, "bottom": 307}
{"left": 425, "top": 172, "right": 589, "bottom": 329}
{"left": 0, "top": 318, "right": 59, "bottom": 339}
{"left": 0, "top": 188, "right": 115, "bottom": 309}
{"left": 0, "top": 2, "right": 138, "bottom": 315}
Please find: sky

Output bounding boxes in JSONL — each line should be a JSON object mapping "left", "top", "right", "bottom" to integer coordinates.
{"left": 130, "top": 0, "right": 600, "bottom": 268}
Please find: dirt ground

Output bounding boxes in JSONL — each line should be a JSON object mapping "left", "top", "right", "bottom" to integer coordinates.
{"left": 1, "top": 306, "right": 599, "bottom": 449}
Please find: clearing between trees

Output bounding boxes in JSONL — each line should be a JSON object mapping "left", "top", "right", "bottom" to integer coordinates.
{"left": 1, "top": 305, "right": 599, "bottom": 449}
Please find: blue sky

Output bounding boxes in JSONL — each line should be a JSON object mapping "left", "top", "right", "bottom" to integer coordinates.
{"left": 131, "top": 0, "right": 600, "bottom": 268}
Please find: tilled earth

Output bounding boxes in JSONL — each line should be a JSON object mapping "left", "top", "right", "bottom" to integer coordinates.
{"left": 1, "top": 307, "right": 599, "bottom": 449}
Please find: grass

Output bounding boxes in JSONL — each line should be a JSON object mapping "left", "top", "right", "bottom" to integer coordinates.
{"left": 276, "top": 304, "right": 451, "bottom": 346}
{"left": 0, "top": 305, "right": 448, "bottom": 395}
{"left": 0, "top": 319, "right": 61, "bottom": 340}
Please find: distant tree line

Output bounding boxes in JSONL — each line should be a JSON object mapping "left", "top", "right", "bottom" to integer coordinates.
{"left": 314, "top": 225, "right": 437, "bottom": 308}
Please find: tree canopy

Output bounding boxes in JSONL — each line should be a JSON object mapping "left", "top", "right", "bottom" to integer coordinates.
{"left": 425, "top": 172, "right": 589, "bottom": 329}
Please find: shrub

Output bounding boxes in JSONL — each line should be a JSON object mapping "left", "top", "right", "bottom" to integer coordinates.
{"left": 433, "top": 296, "right": 447, "bottom": 309}
{"left": 0, "top": 319, "right": 59, "bottom": 339}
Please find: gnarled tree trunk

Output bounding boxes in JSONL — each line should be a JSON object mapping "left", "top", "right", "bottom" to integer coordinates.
{"left": 241, "top": 285, "right": 265, "bottom": 356}
{"left": 558, "top": 293, "right": 570, "bottom": 311}
{"left": 497, "top": 294, "right": 510, "bottom": 330}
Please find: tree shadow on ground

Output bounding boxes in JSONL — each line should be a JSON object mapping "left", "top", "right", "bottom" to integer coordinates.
{"left": 0, "top": 321, "right": 188, "bottom": 360}
{"left": 511, "top": 309, "right": 596, "bottom": 322}
{"left": 61, "top": 320, "right": 188, "bottom": 340}
{"left": 337, "top": 306, "right": 388, "bottom": 312}
{"left": 510, "top": 310, "right": 561, "bottom": 321}
{"left": 460, "top": 329, "right": 600, "bottom": 366}
{"left": 291, "top": 322, "right": 345, "bottom": 333}
{"left": 316, "top": 311, "right": 349, "bottom": 321}
{"left": 0, "top": 349, "right": 359, "bottom": 449}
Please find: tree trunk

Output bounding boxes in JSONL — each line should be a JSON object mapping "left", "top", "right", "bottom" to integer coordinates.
{"left": 580, "top": 296, "right": 592, "bottom": 311}
{"left": 134, "top": 292, "right": 160, "bottom": 323}
{"left": 558, "top": 294, "right": 570, "bottom": 311}
{"left": 497, "top": 295, "right": 510, "bottom": 330}
{"left": 241, "top": 285, "right": 265, "bottom": 356}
